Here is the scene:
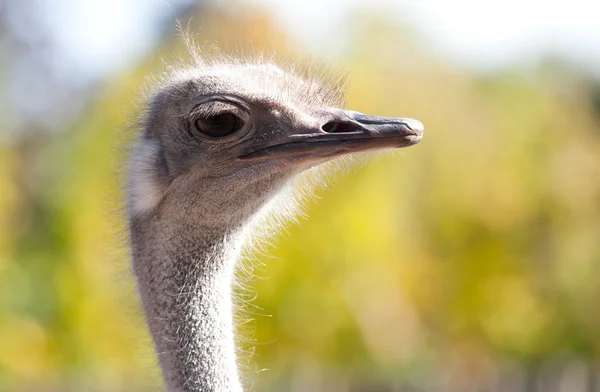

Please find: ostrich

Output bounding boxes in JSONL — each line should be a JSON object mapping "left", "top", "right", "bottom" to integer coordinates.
{"left": 127, "top": 56, "right": 423, "bottom": 392}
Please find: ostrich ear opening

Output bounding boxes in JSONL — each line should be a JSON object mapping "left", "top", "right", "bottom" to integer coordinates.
{"left": 128, "top": 139, "right": 169, "bottom": 216}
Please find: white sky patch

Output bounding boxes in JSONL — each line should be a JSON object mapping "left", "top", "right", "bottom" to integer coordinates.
{"left": 401, "top": 0, "right": 600, "bottom": 69}
{"left": 37, "top": 0, "right": 600, "bottom": 79}
{"left": 39, "top": 0, "right": 190, "bottom": 77}
{"left": 250, "top": 0, "right": 600, "bottom": 73}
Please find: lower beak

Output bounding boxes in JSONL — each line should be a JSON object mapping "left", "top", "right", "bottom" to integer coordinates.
{"left": 238, "top": 110, "right": 424, "bottom": 161}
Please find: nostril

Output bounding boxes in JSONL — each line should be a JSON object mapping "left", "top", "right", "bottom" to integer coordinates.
{"left": 321, "top": 121, "right": 361, "bottom": 133}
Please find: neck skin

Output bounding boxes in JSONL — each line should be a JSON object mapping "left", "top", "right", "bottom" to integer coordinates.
{"left": 130, "top": 216, "right": 244, "bottom": 392}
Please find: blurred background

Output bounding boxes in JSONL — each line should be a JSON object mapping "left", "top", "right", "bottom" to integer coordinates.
{"left": 1, "top": 0, "right": 600, "bottom": 391}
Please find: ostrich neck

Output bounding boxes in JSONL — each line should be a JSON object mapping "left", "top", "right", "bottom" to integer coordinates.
{"left": 130, "top": 217, "right": 245, "bottom": 392}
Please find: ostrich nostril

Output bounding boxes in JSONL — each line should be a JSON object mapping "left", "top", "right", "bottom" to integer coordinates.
{"left": 321, "top": 121, "right": 361, "bottom": 133}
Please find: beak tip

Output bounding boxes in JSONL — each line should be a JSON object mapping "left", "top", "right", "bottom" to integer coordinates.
{"left": 404, "top": 118, "right": 424, "bottom": 135}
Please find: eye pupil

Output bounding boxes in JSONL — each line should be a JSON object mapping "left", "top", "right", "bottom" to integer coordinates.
{"left": 195, "top": 113, "right": 244, "bottom": 138}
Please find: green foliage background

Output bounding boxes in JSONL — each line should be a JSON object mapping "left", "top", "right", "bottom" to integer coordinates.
{"left": 1, "top": 3, "right": 599, "bottom": 391}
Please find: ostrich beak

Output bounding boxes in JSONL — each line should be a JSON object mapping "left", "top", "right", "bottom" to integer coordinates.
{"left": 238, "top": 110, "right": 423, "bottom": 160}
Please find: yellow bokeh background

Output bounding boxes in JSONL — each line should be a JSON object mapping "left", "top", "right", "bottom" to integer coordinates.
{"left": 1, "top": 2, "right": 600, "bottom": 391}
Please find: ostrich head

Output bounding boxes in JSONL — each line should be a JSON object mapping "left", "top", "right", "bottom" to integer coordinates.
{"left": 129, "top": 60, "right": 423, "bottom": 229}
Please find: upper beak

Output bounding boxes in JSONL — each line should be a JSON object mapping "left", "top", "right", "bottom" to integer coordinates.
{"left": 238, "top": 110, "right": 424, "bottom": 161}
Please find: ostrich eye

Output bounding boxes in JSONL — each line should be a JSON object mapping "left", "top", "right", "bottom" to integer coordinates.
{"left": 195, "top": 113, "right": 244, "bottom": 138}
